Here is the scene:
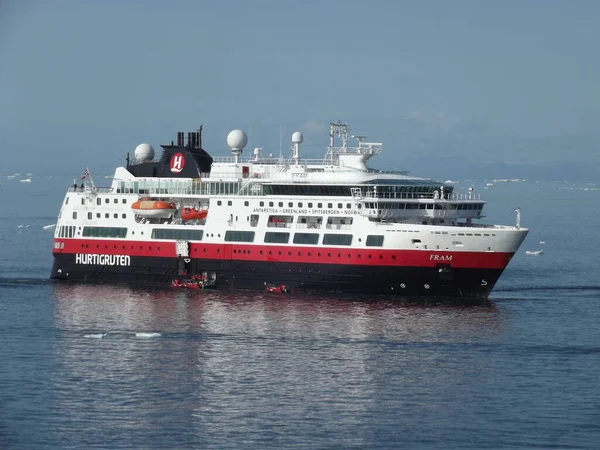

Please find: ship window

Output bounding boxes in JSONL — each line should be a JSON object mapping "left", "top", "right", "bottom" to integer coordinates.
{"left": 122, "top": 199, "right": 127, "bottom": 204}
{"left": 298, "top": 216, "right": 322, "bottom": 229}
{"left": 228, "top": 201, "right": 232, "bottom": 206}
{"left": 122, "top": 214, "right": 126, "bottom": 219}
{"left": 366, "top": 235, "right": 384, "bottom": 247}
{"left": 72, "top": 212, "right": 77, "bottom": 219}
{"left": 337, "top": 203, "right": 342, "bottom": 208}
{"left": 264, "top": 232, "right": 290, "bottom": 244}
{"left": 269, "top": 202, "right": 274, "bottom": 207}
{"left": 65, "top": 197, "right": 69, "bottom": 205}
{"left": 288, "top": 202, "right": 293, "bottom": 207}
{"left": 267, "top": 215, "right": 293, "bottom": 227}
{"left": 81, "top": 198, "right": 85, "bottom": 205}
{"left": 87, "top": 212, "right": 92, "bottom": 220}
{"left": 217, "top": 201, "right": 222, "bottom": 206}
{"left": 260, "top": 201, "right": 264, "bottom": 207}
{"left": 328, "top": 203, "right": 333, "bottom": 208}
{"left": 244, "top": 201, "right": 249, "bottom": 206}
{"left": 293, "top": 233, "right": 319, "bottom": 245}
{"left": 346, "top": 203, "right": 351, "bottom": 209}
{"left": 105, "top": 213, "right": 109, "bottom": 218}
{"left": 323, "top": 234, "right": 353, "bottom": 246}
{"left": 250, "top": 214, "right": 259, "bottom": 227}
{"left": 96, "top": 213, "right": 101, "bottom": 218}
{"left": 96, "top": 198, "right": 101, "bottom": 205}
{"left": 105, "top": 198, "right": 109, "bottom": 204}
{"left": 224, "top": 231, "right": 255, "bottom": 242}
{"left": 278, "top": 202, "right": 283, "bottom": 207}
{"left": 298, "top": 202, "right": 303, "bottom": 208}
{"left": 82, "top": 226, "right": 127, "bottom": 238}
{"left": 114, "top": 199, "right": 118, "bottom": 204}
{"left": 308, "top": 203, "right": 313, "bottom": 208}
{"left": 318, "top": 203, "right": 322, "bottom": 208}
{"left": 152, "top": 229, "right": 204, "bottom": 241}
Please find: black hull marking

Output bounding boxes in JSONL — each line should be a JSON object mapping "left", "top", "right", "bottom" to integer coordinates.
{"left": 51, "top": 254, "right": 503, "bottom": 298}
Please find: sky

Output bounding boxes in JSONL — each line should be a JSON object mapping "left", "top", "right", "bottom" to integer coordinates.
{"left": 1, "top": 0, "right": 599, "bottom": 177}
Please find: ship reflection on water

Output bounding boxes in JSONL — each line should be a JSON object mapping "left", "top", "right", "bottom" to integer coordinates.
{"left": 52, "top": 283, "right": 501, "bottom": 342}
{"left": 49, "top": 283, "right": 505, "bottom": 447}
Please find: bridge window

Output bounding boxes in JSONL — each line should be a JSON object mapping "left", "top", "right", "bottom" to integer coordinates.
{"left": 323, "top": 234, "right": 353, "bottom": 246}
{"left": 366, "top": 235, "right": 384, "bottom": 247}
{"left": 83, "top": 226, "right": 127, "bottom": 238}
{"left": 224, "top": 231, "right": 255, "bottom": 242}
{"left": 264, "top": 232, "right": 290, "bottom": 244}
{"left": 152, "top": 228, "right": 204, "bottom": 240}
{"left": 293, "top": 233, "right": 319, "bottom": 245}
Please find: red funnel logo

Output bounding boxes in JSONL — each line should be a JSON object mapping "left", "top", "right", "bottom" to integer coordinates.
{"left": 170, "top": 153, "right": 185, "bottom": 173}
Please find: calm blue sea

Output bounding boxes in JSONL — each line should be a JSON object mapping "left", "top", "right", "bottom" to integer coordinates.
{"left": 1, "top": 175, "right": 599, "bottom": 449}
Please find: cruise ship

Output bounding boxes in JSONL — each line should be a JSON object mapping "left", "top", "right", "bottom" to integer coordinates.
{"left": 50, "top": 121, "right": 528, "bottom": 297}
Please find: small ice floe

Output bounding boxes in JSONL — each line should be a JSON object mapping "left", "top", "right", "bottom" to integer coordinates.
{"left": 525, "top": 249, "right": 544, "bottom": 256}
{"left": 84, "top": 333, "right": 107, "bottom": 339}
{"left": 43, "top": 224, "right": 56, "bottom": 230}
{"left": 19, "top": 178, "right": 32, "bottom": 183}
{"left": 135, "top": 332, "right": 161, "bottom": 338}
{"left": 539, "top": 240, "right": 545, "bottom": 244}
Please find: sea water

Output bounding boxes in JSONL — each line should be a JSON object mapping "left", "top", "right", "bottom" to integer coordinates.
{"left": 1, "top": 176, "right": 599, "bottom": 449}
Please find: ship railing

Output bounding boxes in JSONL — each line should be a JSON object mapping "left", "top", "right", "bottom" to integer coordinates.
{"left": 267, "top": 222, "right": 292, "bottom": 228}
{"left": 296, "top": 223, "right": 322, "bottom": 229}
{"left": 69, "top": 186, "right": 112, "bottom": 193}
{"left": 325, "top": 224, "right": 352, "bottom": 230}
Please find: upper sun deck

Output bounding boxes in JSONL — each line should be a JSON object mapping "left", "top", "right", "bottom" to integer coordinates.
{"left": 110, "top": 121, "right": 459, "bottom": 197}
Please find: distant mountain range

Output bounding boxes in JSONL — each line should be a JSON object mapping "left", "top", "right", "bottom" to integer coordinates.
{"left": 386, "top": 156, "right": 600, "bottom": 182}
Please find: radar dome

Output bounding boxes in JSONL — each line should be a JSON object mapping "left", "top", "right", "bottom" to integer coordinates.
{"left": 292, "top": 131, "right": 304, "bottom": 144}
{"left": 227, "top": 129, "right": 248, "bottom": 151}
{"left": 134, "top": 143, "right": 155, "bottom": 162}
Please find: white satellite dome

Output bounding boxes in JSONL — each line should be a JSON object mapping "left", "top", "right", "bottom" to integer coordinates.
{"left": 226, "top": 129, "right": 248, "bottom": 151}
{"left": 134, "top": 143, "right": 155, "bottom": 162}
{"left": 292, "top": 131, "right": 304, "bottom": 144}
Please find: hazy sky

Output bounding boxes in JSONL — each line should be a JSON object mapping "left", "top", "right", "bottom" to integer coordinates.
{"left": 1, "top": 0, "right": 599, "bottom": 173}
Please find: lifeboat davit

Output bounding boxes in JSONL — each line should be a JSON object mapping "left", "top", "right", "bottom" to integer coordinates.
{"left": 181, "top": 207, "right": 208, "bottom": 221}
{"left": 131, "top": 200, "right": 177, "bottom": 218}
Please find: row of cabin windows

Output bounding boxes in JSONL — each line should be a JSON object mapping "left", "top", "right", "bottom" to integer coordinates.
{"left": 365, "top": 202, "right": 485, "bottom": 210}
{"left": 82, "top": 226, "right": 128, "bottom": 238}
{"left": 68, "top": 197, "right": 129, "bottom": 206}
{"left": 215, "top": 200, "right": 358, "bottom": 209}
{"left": 73, "top": 212, "right": 127, "bottom": 220}
{"left": 146, "top": 228, "right": 385, "bottom": 247}
{"left": 263, "top": 185, "right": 450, "bottom": 197}
{"left": 245, "top": 231, "right": 384, "bottom": 247}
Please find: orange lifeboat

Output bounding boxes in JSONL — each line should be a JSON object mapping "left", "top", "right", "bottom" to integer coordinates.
{"left": 131, "top": 200, "right": 177, "bottom": 218}
{"left": 181, "top": 207, "right": 208, "bottom": 221}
